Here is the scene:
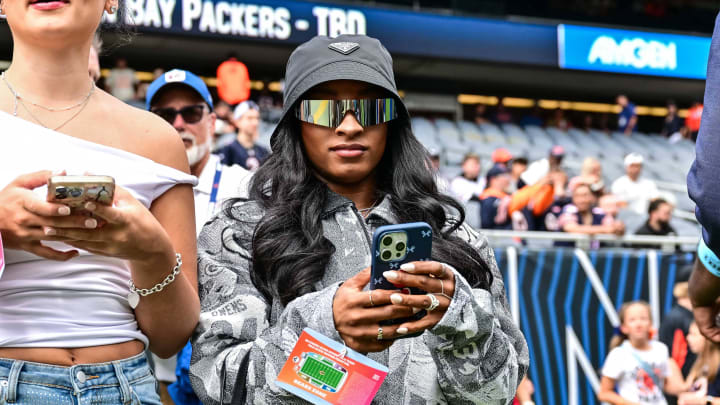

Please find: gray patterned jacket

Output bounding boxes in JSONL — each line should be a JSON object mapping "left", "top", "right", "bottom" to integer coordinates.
{"left": 190, "top": 192, "right": 529, "bottom": 404}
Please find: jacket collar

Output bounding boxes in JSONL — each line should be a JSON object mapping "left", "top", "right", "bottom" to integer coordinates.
{"left": 322, "top": 188, "right": 396, "bottom": 224}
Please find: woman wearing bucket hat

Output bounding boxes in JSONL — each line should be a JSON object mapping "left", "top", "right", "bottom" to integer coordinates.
{"left": 190, "top": 35, "right": 528, "bottom": 404}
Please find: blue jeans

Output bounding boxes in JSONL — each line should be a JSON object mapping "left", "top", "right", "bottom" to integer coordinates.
{"left": 0, "top": 351, "right": 161, "bottom": 404}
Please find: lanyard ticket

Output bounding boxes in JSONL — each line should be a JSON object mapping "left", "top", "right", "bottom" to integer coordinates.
{"left": 276, "top": 328, "right": 389, "bottom": 405}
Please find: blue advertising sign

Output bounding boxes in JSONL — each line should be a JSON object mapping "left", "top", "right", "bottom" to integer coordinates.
{"left": 558, "top": 23, "right": 710, "bottom": 79}
{"left": 104, "top": 0, "right": 558, "bottom": 66}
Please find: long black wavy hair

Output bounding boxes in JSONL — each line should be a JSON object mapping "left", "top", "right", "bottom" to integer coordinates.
{"left": 230, "top": 115, "right": 494, "bottom": 306}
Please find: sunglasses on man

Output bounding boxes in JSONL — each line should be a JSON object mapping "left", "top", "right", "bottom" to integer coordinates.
{"left": 151, "top": 104, "right": 206, "bottom": 125}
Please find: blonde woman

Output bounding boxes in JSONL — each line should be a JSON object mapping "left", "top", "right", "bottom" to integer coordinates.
{"left": 0, "top": 0, "right": 198, "bottom": 402}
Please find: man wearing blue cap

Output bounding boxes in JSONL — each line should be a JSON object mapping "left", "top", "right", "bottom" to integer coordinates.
{"left": 146, "top": 69, "right": 251, "bottom": 404}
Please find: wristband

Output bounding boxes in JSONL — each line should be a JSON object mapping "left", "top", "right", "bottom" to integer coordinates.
{"left": 698, "top": 238, "right": 720, "bottom": 278}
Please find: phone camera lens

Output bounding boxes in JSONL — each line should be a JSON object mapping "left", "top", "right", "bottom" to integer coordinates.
{"left": 396, "top": 242, "right": 406, "bottom": 251}
{"left": 55, "top": 187, "right": 67, "bottom": 199}
{"left": 382, "top": 236, "right": 393, "bottom": 246}
{"left": 381, "top": 250, "right": 392, "bottom": 260}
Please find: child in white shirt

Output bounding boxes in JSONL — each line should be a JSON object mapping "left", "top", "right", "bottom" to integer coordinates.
{"left": 599, "top": 301, "right": 689, "bottom": 404}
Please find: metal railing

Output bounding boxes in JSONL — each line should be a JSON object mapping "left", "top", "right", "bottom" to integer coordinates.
{"left": 481, "top": 229, "right": 699, "bottom": 252}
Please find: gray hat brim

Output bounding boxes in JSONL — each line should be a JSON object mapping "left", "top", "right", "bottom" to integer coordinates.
{"left": 270, "top": 60, "right": 409, "bottom": 147}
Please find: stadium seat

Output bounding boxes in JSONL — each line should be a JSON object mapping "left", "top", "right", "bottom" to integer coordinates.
{"left": 458, "top": 121, "right": 485, "bottom": 143}
{"left": 435, "top": 118, "right": 466, "bottom": 153}
{"left": 477, "top": 123, "right": 507, "bottom": 144}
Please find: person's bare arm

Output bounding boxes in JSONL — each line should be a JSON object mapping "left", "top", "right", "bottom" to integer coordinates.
{"left": 664, "top": 358, "right": 690, "bottom": 395}
{"left": 54, "top": 116, "right": 199, "bottom": 358}
{"left": 598, "top": 376, "right": 639, "bottom": 405}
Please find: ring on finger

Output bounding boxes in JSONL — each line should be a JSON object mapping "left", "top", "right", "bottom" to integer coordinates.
{"left": 368, "top": 290, "right": 375, "bottom": 307}
{"left": 425, "top": 293, "right": 440, "bottom": 311}
{"left": 439, "top": 263, "right": 448, "bottom": 278}
{"left": 377, "top": 327, "right": 383, "bottom": 341}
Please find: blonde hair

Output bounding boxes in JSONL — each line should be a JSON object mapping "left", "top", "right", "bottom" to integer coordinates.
{"left": 581, "top": 157, "right": 601, "bottom": 176}
{"left": 609, "top": 300, "right": 652, "bottom": 351}
{"left": 673, "top": 282, "right": 689, "bottom": 299}
{"left": 689, "top": 324, "right": 720, "bottom": 382}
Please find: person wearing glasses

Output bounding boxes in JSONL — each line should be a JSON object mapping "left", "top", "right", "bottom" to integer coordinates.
{"left": 190, "top": 35, "right": 528, "bottom": 404}
{"left": 146, "top": 69, "right": 251, "bottom": 404}
{"left": 217, "top": 100, "right": 269, "bottom": 172}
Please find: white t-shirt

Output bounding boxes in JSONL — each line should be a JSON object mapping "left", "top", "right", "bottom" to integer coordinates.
{"left": 449, "top": 175, "right": 485, "bottom": 203}
{"left": 602, "top": 340, "right": 670, "bottom": 405}
{"left": 193, "top": 153, "right": 251, "bottom": 236}
{"left": 520, "top": 158, "right": 550, "bottom": 187}
{"left": 611, "top": 175, "right": 659, "bottom": 215}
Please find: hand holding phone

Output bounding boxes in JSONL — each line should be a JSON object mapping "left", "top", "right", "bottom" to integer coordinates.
{"left": 370, "top": 222, "right": 457, "bottom": 339}
{"left": 0, "top": 170, "right": 81, "bottom": 261}
{"left": 47, "top": 175, "right": 115, "bottom": 209}
{"left": 370, "top": 222, "right": 433, "bottom": 338}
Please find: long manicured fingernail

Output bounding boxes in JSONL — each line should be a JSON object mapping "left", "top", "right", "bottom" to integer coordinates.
{"left": 383, "top": 271, "right": 398, "bottom": 281}
{"left": 85, "top": 218, "right": 97, "bottom": 229}
{"left": 397, "top": 327, "right": 408, "bottom": 335}
{"left": 44, "top": 227, "right": 56, "bottom": 236}
{"left": 85, "top": 202, "right": 96, "bottom": 211}
{"left": 390, "top": 293, "right": 403, "bottom": 304}
{"left": 58, "top": 206, "right": 71, "bottom": 216}
{"left": 400, "top": 263, "right": 415, "bottom": 272}
{"left": 52, "top": 169, "right": 64, "bottom": 175}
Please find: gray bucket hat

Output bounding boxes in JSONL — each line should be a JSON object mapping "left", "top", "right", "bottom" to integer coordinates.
{"left": 270, "top": 34, "right": 409, "bottom": 146}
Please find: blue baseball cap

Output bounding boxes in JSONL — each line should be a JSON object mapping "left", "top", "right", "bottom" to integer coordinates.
{"left": 146, "top": 69, "right": 214, "bottom": 111}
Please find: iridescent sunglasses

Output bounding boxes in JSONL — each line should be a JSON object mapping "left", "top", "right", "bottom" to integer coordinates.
{"left": 296, "top": 98, "right": 398, "bottom": 128}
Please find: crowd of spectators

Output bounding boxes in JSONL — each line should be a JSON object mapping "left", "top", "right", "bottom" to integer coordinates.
{"left": 443, "top": 144, "right": 679, "bottom": 242}
{"left": 102, "top": 61, "right": 694, "bottom": 242}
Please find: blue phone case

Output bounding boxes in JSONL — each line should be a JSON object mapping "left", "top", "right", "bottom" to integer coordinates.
{"left": 370, "top": 222, "right": 432, "bottom": 333}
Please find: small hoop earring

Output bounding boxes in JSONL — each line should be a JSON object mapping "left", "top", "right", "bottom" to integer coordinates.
{"left": 109, "top": 5, "right": 117, "bottom": 13}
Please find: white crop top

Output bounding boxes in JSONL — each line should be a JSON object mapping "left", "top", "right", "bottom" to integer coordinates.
{"left": 0, "top": 111, "right": 197, "bottom": 348}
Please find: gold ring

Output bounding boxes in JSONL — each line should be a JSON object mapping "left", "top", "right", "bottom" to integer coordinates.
{"left": 377, "top": 327, "right": 383, "bottom": 341}
{"left": 439, "top": 279, "right": 445, "bottom": 296}
{"left": 368, "top": 290, "right": 375, "bottom": 307}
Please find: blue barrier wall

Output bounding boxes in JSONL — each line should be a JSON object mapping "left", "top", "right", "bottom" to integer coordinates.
{"left": 494, "top": 248, "right": 695, "bottom": 405}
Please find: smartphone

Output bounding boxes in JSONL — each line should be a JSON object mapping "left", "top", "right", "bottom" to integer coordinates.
{"left": 47, "top": 175, "right": 115, "bottom": 208}
{"left": 370, "top": 222, "right": 432, "bottom": 338}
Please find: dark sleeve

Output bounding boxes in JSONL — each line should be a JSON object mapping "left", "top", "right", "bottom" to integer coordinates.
{"left": 658, "top": 310, "right": 678, "bottom": 350}
{"left": 480, "top": 197, "right": 497, "bottom": 229}
{"left": 688, "top": 12, "right": 720, "bottom": 254}
{"left": 217, "top": 145, "right": 231, "bottom": 166}
{"left": 708, "top": 370, "right": 720, "bottom": 396}
{"left": 634, "top": 224, "right": 651, "bottom": 235}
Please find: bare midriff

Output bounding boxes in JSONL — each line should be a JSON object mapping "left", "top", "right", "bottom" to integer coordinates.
{"left": 0, "top": 340, "right": 145, "bottom": 366}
